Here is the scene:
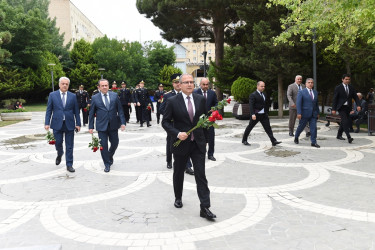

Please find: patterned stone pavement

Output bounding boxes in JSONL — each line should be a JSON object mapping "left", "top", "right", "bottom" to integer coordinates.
{"left": 0, "top": 106, "right": 375, "bottom": 250}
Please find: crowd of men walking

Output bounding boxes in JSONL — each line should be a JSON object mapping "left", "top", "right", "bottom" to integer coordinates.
{"left": 44, "top": 72, "right": 370, "bottom": 220}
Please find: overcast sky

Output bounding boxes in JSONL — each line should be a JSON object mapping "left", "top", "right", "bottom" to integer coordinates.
{"left": 70, "top": 0, "right": 170, "bottom": 44}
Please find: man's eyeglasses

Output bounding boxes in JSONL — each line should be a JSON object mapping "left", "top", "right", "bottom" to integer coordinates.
{"left": 181, "top": 81, "right": 195, "bottom": 85}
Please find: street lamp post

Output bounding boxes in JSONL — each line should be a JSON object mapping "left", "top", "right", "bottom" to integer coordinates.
{"left": 98, "top": 68, "right": 105, "bottom": 79}
{"left": 199, "top": 37, "right": 210, "bottom": 78}
{"left": 48, "top": 63, "right": 56, "bottom": 92}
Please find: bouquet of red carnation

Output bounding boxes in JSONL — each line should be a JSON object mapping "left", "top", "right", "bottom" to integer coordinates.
{"left": 174, "top": 98, "right": 230, "bottom": 147}
{"left": 89, "top": 134, "right": 103, "bottom": 152}
{"left": 159, "top": 95, "right": 164, "bottom": 103}
{"left": 83, "top": 106, "right": 89, "bottom": 112}
{"left": 147, "top": 104, "right": 152, "bottom": 110}
{"left": 111, "top": 87, "right": 119, "bottom": 93}
{"left": 46, "top": 131, "right": 56, "bottom": 145}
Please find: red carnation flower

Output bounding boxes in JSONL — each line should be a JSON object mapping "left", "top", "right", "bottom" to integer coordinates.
{"left": 100, "top": 146, "right": 103, "bottom": 151}
{"left": 83, "top": 108, "right": 87, "bottom": 112}
{"left": 147, "top": 106, "right": 151, "bottom": 110}
{"left": 93, "top": 147, "right": 98, "bottom": 152}
{"left": 212, "top": 110, "right": 220, "bottom": 118}
{"left": 208, "top": 116, "right": 216, "bottom": 122}
{"left": 227, "top": 98, "right": 231, "bottom": 104}
{"left": 217, "top": 114, "right": 223, "bottom": 120}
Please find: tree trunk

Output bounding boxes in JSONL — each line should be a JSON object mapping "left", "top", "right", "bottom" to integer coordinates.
{"left": 277, "top": 74, "right": 283, "bottom": 118}
{"left": 212, "top": 11, "right": 225, "bottom": 101}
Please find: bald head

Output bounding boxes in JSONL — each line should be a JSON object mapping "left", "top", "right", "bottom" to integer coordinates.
{"left": 200, "top": 78, "right": 210, "bottom": 91}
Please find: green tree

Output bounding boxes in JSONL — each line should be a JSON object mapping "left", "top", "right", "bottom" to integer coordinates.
{"left": 159, "top": 65, "right": 182, "bottom": 90}
{"left": 137, "top": 0, "right": 248, "bottom": 100}
{"left": 0, "top": 9, "right": 11, "bottom": 63}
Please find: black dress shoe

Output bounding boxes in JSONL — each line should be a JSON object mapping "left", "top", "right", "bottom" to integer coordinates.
{"left": 167, "top": 162, "right": 172, "bottom": 169}
{"left": 289, "top": 132, "right": 294, "bottom": 137}
{"left": 208, "top": 156, "right": 216, "bottom": 161}
{"left": 336, "top": 136, "right": 345, "bottom": 140}
{"left": 140, "top": 123, "right": 143, "bottom": 127}
{"left": 354, "top": 128, "right": 360, "bottom": 133}
{"left": 294, "top": 137, "right": 299, "bottom": 144}
{"left": 348, "top": 137, "right": 354, "bottom": 144}
{"left": 311, "top": 143, "right": 320, "bottom": 148}
{"left": 349, "top": 128, "right": 354, "bottom": 132}
{"left": 174, "top": 199, "right": 183, "bottom": 208}
{"left": 185, "top": 167, "right": 194, "bottom": 175}
{"left": 104, "top": 166, "right": 110, "bottom": 172}
{"left": 56, "top": 155, "right": 62, "bottom": 165}
{"left": 109, "top": 156, "right": 114, "bottom": 165}
{"left": 147, "top": 123, "right": 151, "bottom": 127}
{"left": 67, "top": 166, "right": 75, "bottom": 172}
{"left": 272, "top": 141, "right": 282, "bottom": 146}
{"left": 200, "top": 207, "right": 216, "bottom": 220}
{"left": 242, "top": 141, "right": 250, "bottom": 146}
{"left": 306, "top": 132, "right": 311, "bottom": 137}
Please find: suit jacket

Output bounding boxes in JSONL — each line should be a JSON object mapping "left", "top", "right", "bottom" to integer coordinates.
{"left": 296, "top": 88, "right": 320, "bottom": 118}
{"left": 89, "top": 91, "right": 126, "bottom": 131}
{"left": 249, "top": 91, "right": 269, "bottom": 115}
{"left": 162, "top": 93, "right": 208, "bottom": 155}
{"left": 287, "top": 83, "right": 305, "bottom": 109}
{"left": 159, "top": 89, "right": 179, "bottom": 115}
{"left": 353, "top": 99, "right": 367, "bottom": 117}
{"left": 134, "top": 88, "right": 151, "bottom": 106}
{"left": 45, "top": 90, "right": 81, "bottom": 130}
{"left": 119, "top": 88, "right": 132, "bottom": 105}
{"left": 194, "top": 88, "right": 218, "bottom": 111}
{"left": 332, "top": 84, "right": 360, "bottom": 111}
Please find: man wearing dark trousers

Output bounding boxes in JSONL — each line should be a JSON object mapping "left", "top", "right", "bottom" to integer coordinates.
{"left": 294, "top": 78, "right": 320, "bottom": 148}
{"left": 134, "top": 80, "right": 153, "bottom": 127}
{"left": 89, "top": 79, "right": 126, "bottom": 172}
{"left": 242, "top": 81, "right": 282, "bottom": 147}
{"left": 75, "top": 85, "right": 90, "bottom": 126}
{"left": 194, "top": 78, "right": 218, "bottom": 161}
{"left": 45, "top": 77, "right": 81, "bottom": 173}
{"left": 119, "top": 81, "right": 131, "bottom": 123}
{"left": 154, "top": 84, "right": 165, "bottom": 124}
{"left": 332, "top": 74, "right": 361, "bottom": 143}
{"left": 162, "top": 73, "right": 216, "bottom": 220}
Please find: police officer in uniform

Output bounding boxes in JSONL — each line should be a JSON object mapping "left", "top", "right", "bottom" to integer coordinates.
{"left": 134, "top": 80, "right": 153, "bottom": 127}
{"left": 76, "top": 85, "right": 90, "bottom": 126}
{"left": 154, "top": 84, "right": 165, "bottom": 124}
{"left": 132, "top": 84, "right": 141, "bottom": 123}
{"left": 119, "top": 81, "right": 132, "bottom": 123}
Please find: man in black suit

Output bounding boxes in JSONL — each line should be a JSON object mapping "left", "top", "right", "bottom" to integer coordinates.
{"left": 134, "top": 80, "right": 153, "bottom": 127}
{"left": 162, "top": 73, "right": 216, "bottom": 220}
{"left": 75, "top": 85, "right": 90, "bottom": 126}
{"left": 242, "top": 81, "right": 282, "bottom": 146}
{"left": 194, "top": 78, "right": 218, "bottom": 161}
{"left": 154, "top": 84, "right": 165, "bottom": 124}
{"left": 332, "top": 74, "right": 361, "bottom": 143}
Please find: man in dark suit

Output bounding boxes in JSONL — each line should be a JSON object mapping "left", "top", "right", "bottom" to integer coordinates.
{"left": 75, "top": 85, "right": 90, "bottom": 126}
{"left": 119, "top": 81, "right": 132, "bottom": 123}
{"left": 154, "top": 84, "right": 165, "bottom": 124}
{"left": 162, "top": 73, "right": 216, "bottom": 220}
{"left": 134, "top": 80, "right": 153, "bottom": 127}
{"left": 242, "top": 81, "right": 282, "bottom": 146}
{"left": 332, "top": 74, "right": 361, "bottom": 143}
{"left": 350, "top": 93, "right": 367, "bottom": 133}
{"left": 45, "top": 77, "right": 81, "bottom": 173}
{"left": 294, "top": 78, "right": 320, "bottom": 147}
{"left": 194, "top": 78, "right": 218, "bottom": 161}
{"left": 89, "top": 79, "right": 126, "bottom": 172}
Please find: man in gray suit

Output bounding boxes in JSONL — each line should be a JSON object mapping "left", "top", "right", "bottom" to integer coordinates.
{"left": 287, "top": 75, "right": 310, "bottom": 137}
{"left": 89, "top": 79, "right": 126, "bottom": 172}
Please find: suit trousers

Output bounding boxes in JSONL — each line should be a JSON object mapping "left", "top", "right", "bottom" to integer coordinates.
{"left": 173, "top": 140, "right": 210, "bottom": 208}
{"left": 135, "top": 106, "right": 141, "bottom": 122}
{"left": 80, "top": 107, "right": 88, "bottom": 125}
{"left": 289, "top": 108, "right": 309, "bottom": 134}
{"left": 242, "top": 114, "right": 276, "bottom": 143}
{"left": 156, "top": 103, "right": 161, "bottom": 122}
{"left": 98, "top": 128, "right": 119, "bottom": 167}
{"left": 53, "top": 121, "right": 74, "bottom": 167}
{"left": 207, "top": 126, "right": 215, "bottom": 157}
{"left": 295, "top": 117, "right": 317, "bottom": 144}
{"left": 337, "top": 105, "right": 352, "bottom": 139}
{"left": 122, "top": 104, "right": 130, "bottom": 122}
{"left": 140, "top": 105, "right": 150, "bottom": 124}
{"left": 166, "top": 135, "right": 172, "bottom": 163}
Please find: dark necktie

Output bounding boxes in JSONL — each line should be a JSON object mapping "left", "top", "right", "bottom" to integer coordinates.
{"left": 62, "top": 92, "right": 66, "bottom": 108}
{"left": 260, "top": 92, "right": 265, "bottom": 100}
{"left": 309, "top": 89, "right": 314, "bottom": 100}
{"left": 298, "top": 85, "right": 301, "bottom": 91}
{"left": 345, "top": 85, "right": 349, "bottom": 96}
{"left": 104, "top": 93, "right": 109, "bottom": 108}
{"left": 187, "top": 96, "right": 194, "bottom": 140}
{"left": 204, "top": 91, "right": 207, "bottom": 99}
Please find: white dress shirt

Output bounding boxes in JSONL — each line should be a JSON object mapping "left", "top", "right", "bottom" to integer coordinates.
{"left": 101, "top": 92, "right": 110, "bottom": 107}
{"left": 181, "top": 92, "right": 195, "bottom": 115}
{"left": 342, "top": 83, "right": 348, "bottom": 105}
{"left": 257, "top": 91, "right": 265, "bottom": 114}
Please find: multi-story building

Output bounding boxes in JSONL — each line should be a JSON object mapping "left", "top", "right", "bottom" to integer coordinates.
{"left": 173, "top": 39, "right": 216, "bottom": 84}
{"left": 48, "top": 0, "right": 103, "bottom": 47}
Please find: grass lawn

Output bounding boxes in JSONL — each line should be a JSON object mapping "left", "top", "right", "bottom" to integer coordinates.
{"left": 0, "top": 103, "right": 46, "bottom": 113}
{"left": 0, "top": 120, "right": 21, "bottom": 127}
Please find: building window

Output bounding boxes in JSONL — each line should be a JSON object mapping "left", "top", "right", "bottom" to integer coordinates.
{"left": 193, "top": 50, "right": 196, "bottom": 54}
{"left": 193, "top": 57, "right": 197, "bottom": 62}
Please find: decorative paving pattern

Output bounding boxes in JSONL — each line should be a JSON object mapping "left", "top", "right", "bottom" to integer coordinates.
{"left": 1, "top": 110, "right": 375, "bottom": 249}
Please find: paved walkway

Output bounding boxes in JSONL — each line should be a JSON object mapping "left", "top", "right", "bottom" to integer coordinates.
{"left": 0, "top": 107, "right": 375, "bottom": 250}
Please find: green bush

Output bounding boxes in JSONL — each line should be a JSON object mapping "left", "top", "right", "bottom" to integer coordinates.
{"left": 1, "top": 108, "right": 28, "bottom": 113}
{"left": 230, "top": 77, "right": 257, "bottom": 103}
